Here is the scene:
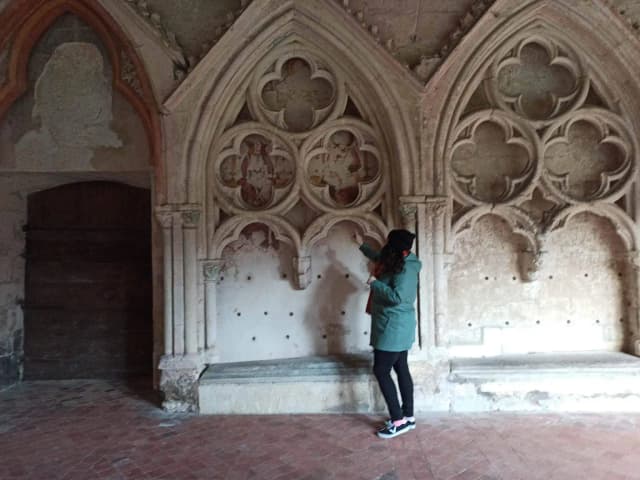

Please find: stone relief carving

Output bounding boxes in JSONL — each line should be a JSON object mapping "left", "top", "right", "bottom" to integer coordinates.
{"left": 214, "top": 126, "right": 297, "bottom": 212}
{"left": 449, "top": 26, "right": 637, "bottom": 263}
{"left": 123, "top": 0, "right": 182, "bottom": 53}
{"left": 14, "top": 42, "right": 123, "bottom": 170}
{"left": 489, "top": 37, "right": 586, "bottom": 123}
{"left": 542, "top": 110, "right": 634, "bottom": 203}
{"left": 302, "top": 122, "right": 382, "bottom": 210}
{"left": 450, "top": 112, "right": 538, "bottom": 204}
{"left": 120, "top": 50, "right": 144, "bottom": 97}
{"left": 252, "top": 55, "right": 337, "bottom": 133}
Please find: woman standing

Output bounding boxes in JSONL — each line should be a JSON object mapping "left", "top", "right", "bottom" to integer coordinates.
{"left": 355, "top": 229, "right": 422, "bottom": 439}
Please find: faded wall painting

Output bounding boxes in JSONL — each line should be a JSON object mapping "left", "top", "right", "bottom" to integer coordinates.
{"left": 14, "top": 42, "right": 122, "bottom": 170}
{"left": 0, "top": 14, "right": 149, "bottom": 172}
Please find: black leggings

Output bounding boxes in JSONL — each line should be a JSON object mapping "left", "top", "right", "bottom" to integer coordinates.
{"left": 373, "top": 349, "right": 413, "bottom": 421}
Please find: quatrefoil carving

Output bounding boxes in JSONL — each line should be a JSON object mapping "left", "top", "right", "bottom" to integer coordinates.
{"left": 256, "top": 56, "right": 336, "bottom": 133}
{"left": 302, "top": 123, "right": 382, "bottom": 210}
{"left": 489, "top": 36, "right": 587, "bottom": 125}
{"left": 215, "top": 127, "right": 297, "bottom": 212}
{"left": 542, "top": 110, "right": 634, "bottom": 203}
{"left": 450, "top": 112, "right": 539, "bottom": 205}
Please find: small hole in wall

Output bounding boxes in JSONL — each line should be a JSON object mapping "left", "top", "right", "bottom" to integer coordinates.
{"left": 512, "top": 276, "right": 517, "bottom": 281}
{"left": 467, "top": 322, "right": 472, "bottom": 327}
{"left": 252, "top": 336, "right": 256, "bottom": 341}
{"left": 237, "top": 312, "right": 241, "bottom": 317}
{"left": 364, "top": 331, "right": 368, "bottom": 335}
{"left": 618, "top": 272, "right": 623, "bottom": 277}
{"left": 596, "top": 319, "right": 600, "bottom": 324}
{"left": 505, "top": 321, "right": 510, "bottom": 326}
{"left": 282, "top": 273, "right": 287, "bottom": 279}
{"left": 341, "top": 310, "right": 346, "bottom": 315}
{"left": 621, "top": 9, "right": 626, "bottom": 15}
{"left": 484, "top": 276, "right": 489, "bottom": 281}
{"left": 322, "top": 334, "right": 327, "bottom": 339}
{"left": 345, "top": 273, "right": 350, "bottom": 278}
{"left": 247, "top": 275, "right": 252, "bottom": 281}
{"left": 220, "top": 276, "right": 224, "bottom": 282}
{"left": 317, "top": 274, "right": 322, "bottom": 279}
{"left": 548, "top": 275, "right": 553, "bottom": 280}
{"left": 536, "top": 320, "right": 540, "bottom": 325}
{"left": 264, "top": 311, "right": 268, "bottom": 316}
{"left": 584, "top": 273, "right": 588, "bottom": 278}
{"left": 289, "top": 312, "right": 294, "bottom": 316}
{"left": 566, "top": 320, "right": 571, "bottom": 324}
{"left": 285, "top": 334, "right": 290, "bottom": 339}
{"left": 620, "top": 318, "right": 624, "bottom": 323}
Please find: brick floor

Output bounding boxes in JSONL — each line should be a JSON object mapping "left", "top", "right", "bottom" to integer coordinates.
{"left": 2, "top": 380, "right": 640, "bottom": 480}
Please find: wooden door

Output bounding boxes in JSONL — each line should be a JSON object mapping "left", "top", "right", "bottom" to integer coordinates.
{"left": 23, "top": 181, "right": 152, "bottom": 379}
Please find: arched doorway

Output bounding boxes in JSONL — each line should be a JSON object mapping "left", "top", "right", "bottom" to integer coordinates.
{"left": 23, "top": 181, "right": 152, "bottom": 379}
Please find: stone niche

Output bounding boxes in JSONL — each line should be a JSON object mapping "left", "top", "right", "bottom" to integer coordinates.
{"left": 448, "top": 213, "right": 628, "bottom": 357}
{"left": 206, "top": 50, "right": 389, "bottom": 364}
{"left": 0, "top": 13, "right": 152, "bottom": 388}
{"left": 216, "top": 222, "right": 378, "bottom": 363}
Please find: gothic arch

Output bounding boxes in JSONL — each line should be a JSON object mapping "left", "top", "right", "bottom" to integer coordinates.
{"left": 165, "top": 0, "right": 422, "bottom": 211}
{"left": 426, "top": 0, "right": 640, "bottom": 202}
{"left": 0, "top": 0, "right": 165, "bottom": 200}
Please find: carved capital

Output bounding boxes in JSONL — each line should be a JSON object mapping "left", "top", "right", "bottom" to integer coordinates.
{"left": 425, "top": 197, "right": 448, "bottom": 218}
{"left": 155, "top": 209, "right": 175, "bottom": 229}
{"left": 399, "top": 203, "right": 418, "bottom": 230}
{"left": 181, "top": 210, "right": 201, "bottom": 228}
{"left": 202, "top": 260, "right": 224, "bottom": 282}
{"left": 293, "top": 256, "right": 312, "bottom": 290}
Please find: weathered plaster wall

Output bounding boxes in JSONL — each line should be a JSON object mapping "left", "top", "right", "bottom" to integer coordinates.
{"left": 217, "top": 223, "right": 376, "bottom": 362}
{"left": 449, "top": 213, "right": 628, "bottom": 357}
{"left": 0, "top": 13, "right": 152, "bottom": 388}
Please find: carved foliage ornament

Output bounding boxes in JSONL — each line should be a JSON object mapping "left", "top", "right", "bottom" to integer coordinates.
{"left": 249, "top": 54, "right": 340, "bottom": 133}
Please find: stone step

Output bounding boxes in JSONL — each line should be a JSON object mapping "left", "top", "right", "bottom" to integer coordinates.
{"left": 444, "top": 351, "right": 640, "bottom": 412}
{"left": 198, "top": 354, "right": 385, "bottom": 414}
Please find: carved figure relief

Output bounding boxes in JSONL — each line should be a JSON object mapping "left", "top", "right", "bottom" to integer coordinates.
{"left": 253, "top": 55, "right": 337, "bottom": 132}
{"left": 14, "top": 42, "right": 122, "bottom": 170}
{"left": 216, "top": 129, "right": 296, "bottom": 211}
{"left": 303, "top": 124, "right": 381, "bottom": 209}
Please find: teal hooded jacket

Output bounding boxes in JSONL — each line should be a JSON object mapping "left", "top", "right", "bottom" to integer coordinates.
{"left": 359, "top": 243, "right": 422, "bottom": 352}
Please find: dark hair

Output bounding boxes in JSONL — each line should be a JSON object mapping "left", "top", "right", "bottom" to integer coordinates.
{"left": 378, "top": 244, "right": 406, "bottom": 275}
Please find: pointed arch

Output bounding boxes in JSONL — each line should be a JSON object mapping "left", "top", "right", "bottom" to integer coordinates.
{"left": 165, "top": 0, "right": 422, "bottom": 209}
{"left": 426, "top": 0, "right": 640, "bottom": 198}
{"left": 0, "top": 0, "right": 165, "bottom": 201}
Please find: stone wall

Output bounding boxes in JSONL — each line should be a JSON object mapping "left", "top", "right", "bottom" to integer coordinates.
{"left": 0, "top": 13, "right": 152, "bottom": 388}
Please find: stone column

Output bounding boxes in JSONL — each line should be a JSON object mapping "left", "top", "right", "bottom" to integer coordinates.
{"left": 399, "top": 199, "right": 422, "bottom": 358}
{"left": 182, "top": 210, "right": 200, "bottom": 355}
{"left": 626, "top": 250, "right": 640, "bottom": 356}
{"left": 425, "top": 197, "right": 449, "bottom": 350}
{"left": 154, "top": 204, "right": 204, "bottom": 412}
{"left": 155, "top": 210, "right": 174, "bottom": 356}
{"left": 202, "top": 259, "right": 224, "bottom": 363}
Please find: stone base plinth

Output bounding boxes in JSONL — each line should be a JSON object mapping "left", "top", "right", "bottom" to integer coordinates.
{"left": 199, "top": 355, "right": 386, "bottom": 415}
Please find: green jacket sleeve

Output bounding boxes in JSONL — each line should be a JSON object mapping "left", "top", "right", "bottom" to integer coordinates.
{"left": 370, "top": 267, "right": 418, "bottom": 306}
{"left": 359, "top": 243, "right": 380, "bottom": 261}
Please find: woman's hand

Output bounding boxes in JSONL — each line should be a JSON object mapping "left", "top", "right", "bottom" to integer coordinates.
{"left": 352, "top": 231, "right": 363, "bottom": 246}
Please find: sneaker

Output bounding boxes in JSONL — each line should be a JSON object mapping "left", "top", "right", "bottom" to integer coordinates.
{"left": 377, "top": 420, "right": 412, "bottom": 439}
{"left": 379, "top": 417, "right": 416, "bottom": 432}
